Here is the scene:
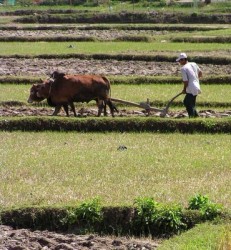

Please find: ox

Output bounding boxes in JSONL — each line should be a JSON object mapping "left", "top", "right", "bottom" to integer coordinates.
{"left": 27, "top": 73, "right": 118, "bottom": 117}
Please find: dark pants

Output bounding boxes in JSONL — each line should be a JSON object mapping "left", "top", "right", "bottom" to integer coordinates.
{"left": 183, "top": 93, "right": 199, "bottom": 118}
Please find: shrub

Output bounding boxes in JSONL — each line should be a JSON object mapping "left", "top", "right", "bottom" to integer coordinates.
{"left": 134, "top": 197, "right": 159, "bottom": 234}
{"left": 134, "top": 198, "right": 186, "bottom": 235}
{"left": 201, "top": 202, "right": 223, "bottom": 220}
{"left": 75, "top": 197, "right": 102, "bottom": 223}
{"left": 154, "top": 204, "right": 186, "bottom": 235}
{"left": 134, "top": 197, "right": 159, "bottom": 224}
{"left": 188, "top": 193, "right": 210, "bottom": 210}
{"left": 62, "top": 197, "right": 103, "bottom": 232}
{"left": 188, "top": 194, "right": 222, "bottom": 220}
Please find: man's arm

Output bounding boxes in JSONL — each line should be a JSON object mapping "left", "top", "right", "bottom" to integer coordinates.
{"left": 182, "top": 81, "right": 188, "bottom": 94}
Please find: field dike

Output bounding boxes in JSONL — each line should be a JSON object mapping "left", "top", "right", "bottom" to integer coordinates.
{"left": 1, "top": 203, "right": 230, "bottom": 238}
{"left": 1, "top": 75, "right": 231, "bottom": 85}
{"left": 2, "top": 36, "right": 231, "bottom": 43}
{"left": 172, "top": 37, "right": 231, "bottom": 43}
{"left": 14, "top": 11, "right": 231, "bottom": 24}
{"left": 0, "top": 24, "right": 221, "bottom": 32}
{"left": 0, "top": 117, "right": 231, "bottom": 133}
{"left": 1, "top": 54, "right": 231, "bottom": 65}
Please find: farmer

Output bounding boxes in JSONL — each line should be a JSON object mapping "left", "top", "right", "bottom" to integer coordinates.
{"left": 176, "top": 53, "right": 202, "bottom": 118}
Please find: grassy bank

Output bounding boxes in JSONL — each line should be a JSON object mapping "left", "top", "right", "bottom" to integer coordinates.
{"left": 159, "top": 222, "right": 231, "bottom": 250}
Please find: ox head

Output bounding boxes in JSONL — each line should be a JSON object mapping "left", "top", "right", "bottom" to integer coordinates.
{"left": 27, "top": 84, "right": 45, "bottom": 103}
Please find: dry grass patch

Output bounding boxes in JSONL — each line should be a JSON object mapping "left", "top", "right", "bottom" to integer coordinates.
{"left": 0, "top": 132, "right": 230, "bottom": 209}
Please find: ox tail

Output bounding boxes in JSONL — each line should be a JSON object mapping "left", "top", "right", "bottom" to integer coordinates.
{"left": 102, "top": 76, "right": 119, "bottom": 115}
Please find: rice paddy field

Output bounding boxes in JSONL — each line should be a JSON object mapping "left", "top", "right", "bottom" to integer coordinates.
{"left": 0, "top": 2, "right": 231, "bottom": 248}
{"left": 0, "top": 131, "right": 231, "bottom": 209}
{"left": 1, "top": 83, "right": 231, "bottom": 105}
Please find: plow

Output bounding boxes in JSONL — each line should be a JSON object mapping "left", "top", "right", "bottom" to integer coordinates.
{"left": 111, "top": 92, "right": 183, "bottom": 117}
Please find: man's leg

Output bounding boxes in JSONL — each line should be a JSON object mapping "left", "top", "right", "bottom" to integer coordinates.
{"left": 184, "top": 94, "right": 197, "bottom": 117}
{"left": 192, "top": 95, "right": 199, "bottom": 117}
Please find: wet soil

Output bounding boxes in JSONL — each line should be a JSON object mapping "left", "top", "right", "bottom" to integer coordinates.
{"left": 0, "top": 225, "right": 159, "bottom": 250}
{"left": 1, "top": 58, "right": 231, "bottom": 77}
{"left": 1, "top": 105, "right": 231, "bottom": 118}
{"left": 0, "top": 29, "right": 168, "bottom": 40}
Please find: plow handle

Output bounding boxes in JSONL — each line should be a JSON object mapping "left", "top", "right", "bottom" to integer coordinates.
{"left": 111, "top": 93, "right": 182, "bottom": 118}
{"left": 160, "top": 92, "right": 183, "bottom": 117}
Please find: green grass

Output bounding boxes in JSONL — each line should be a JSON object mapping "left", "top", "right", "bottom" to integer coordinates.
{"left": 1, "top": 84, "right": 231, "bottom": 107}
{"left": 0, "top": 1, "right": 230, "bottom": 14}
{"left": 0, "top": 131, "right": 231, "bottom": 209}
{"left": 188, "top": 27, "right": 231, "bottom": 37}
{"left": 0, "top": 41, "right": 230, "bottom": 55}
{"left": 0, "top": 16, "right": 16, "bottom": 24}
{"left": 111, "top": 84, "right": 231, "bottom": 106}
{"left": 159, "top": 223, "right": 231, "bottom": 250}
{"left": 163, "top": 27, "right": 231, "bottom": 41}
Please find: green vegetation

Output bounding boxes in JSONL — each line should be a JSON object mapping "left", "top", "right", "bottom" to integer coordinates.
{"left": 0, "top": 131, "right": 230, "bottom": 209}
{"left": 217, "top": 227, "right": 231, "bottom": 250}
{"left": 134, "top": 197, "right": 186, "bottom": 235}
{"left": 134, "top": 197, "right": 159, "bottom": 234}
{"left": 188, "top": 194, "right": 223, "bottom": 220}
{"left": 0, "top": 0, "right": 230, "bottom": 14}
{"left": 159, "top": 222, "right": 230, "bottom": 250}
{"left": 62, "top": 197, "right": 103, "bottom": 233}
{"left": 0, "top": 16, "right": 15, "bottom": 24}
{"left": 0, "top": 41, "right": 230, "bottom": 56}
{"left": 1, "top": 197, "right": 229, "bottom": 237}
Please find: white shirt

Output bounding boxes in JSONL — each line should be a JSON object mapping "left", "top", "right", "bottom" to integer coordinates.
{"left": 181, "top": 62, "right": 201, "bottom": 96}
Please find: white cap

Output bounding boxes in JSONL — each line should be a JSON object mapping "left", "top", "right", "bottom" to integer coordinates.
{"left": 176, "top": 53, "right": 187, "bottom": 62}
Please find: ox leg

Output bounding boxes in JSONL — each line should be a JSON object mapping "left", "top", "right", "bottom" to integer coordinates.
{"left": 97, "top": 100, "right": 104, "bottom": 117}
{"left": 69, "top": 102, "right": 77, "bottom": 117}
{"left": 105, "top": 99, "right": 119, "bottom": 117}
{"left": 52, "top": 105, "right": 62, "bottom": 116}
{"left": 103, "top": 101, "right": 107, "bottom": 116}
{"left": 63, "top": 104, "right": 70, "bottom": 117}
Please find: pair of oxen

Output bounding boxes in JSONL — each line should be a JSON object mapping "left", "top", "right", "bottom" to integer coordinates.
{"left": 27, "top": 71, "right": 118, "bottom": 117}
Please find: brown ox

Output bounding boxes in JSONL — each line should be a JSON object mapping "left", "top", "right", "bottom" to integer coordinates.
{"left": 27, "top": 73, "right": 118, "bottom": 117}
